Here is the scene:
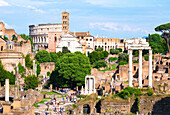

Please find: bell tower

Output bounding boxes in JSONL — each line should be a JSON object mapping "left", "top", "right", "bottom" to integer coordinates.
{"left": 62, "top": 12, "right": 69, "bottom": 33}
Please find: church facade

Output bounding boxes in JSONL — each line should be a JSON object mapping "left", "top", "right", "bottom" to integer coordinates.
{"left": 56, "top": 33, "right": 83, "bottom": 53}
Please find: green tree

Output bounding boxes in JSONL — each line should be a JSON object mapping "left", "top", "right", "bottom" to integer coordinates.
{"left": 24, "top": 75, "right": 40, "bottom": 89}
{"left": 25, "top": 54, "right": 33, "bottom": 69}
{"left": 94, "top": 60, "right": 107, "bottom": 69}
{"left": 96, "top": 47, "right": 103, "bottom": 51}
{"left": 88, "top": 51, "right": 101, "bottom": 64}
{"left": 50, "top": 53, "right": 91, "bottom": 88}
{"left": 148, "top": 34, "right": 168, "bottom": 54}
{"left": 18, "top": 62, "right": 25, "bottom": 77}
{"left": 62, "top": 47, "right": 70, "bottom": 54}
{"left": 110, "top": 49, "right": 119, "bottom": 55}
{"left": 118, "top": 53, "right": 128, "bottom": 63}
{"left": 116, "top": 48, "right": 122, "bottom": 52}
{"left": 50, "top": 52, "right": 58, "bottom": 63}
{"left": 56, "top": 52, "right": 64, "bottom": 58}
{"left": 0, "top": 61, "right": 15, "bottom": 85}
{"left": 35, "top": 61, "right": 41, "bottom": 76}
{"left": 35, "top": 50, "right": 51, "bottom": 63}
{"left": 47, "top": 71, "right": 50, "bottom": 76}
{"left": 155, "top": 23, "right": 170, "bottom": 52}
{"left": 102, "top": 51, "right": 109, "bottom": 58}
{"left": 109, "top": 57, "right": 118, "bottom": 62}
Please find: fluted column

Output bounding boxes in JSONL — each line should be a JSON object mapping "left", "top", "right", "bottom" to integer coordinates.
{"left": 139, "top": 49, "right": 143, "bottom": 88}
{"left": 128, "top": 49, "right": 133, "bottom": 87}
{"left": 149, "top": 49, "right": 152, "bottom": 88}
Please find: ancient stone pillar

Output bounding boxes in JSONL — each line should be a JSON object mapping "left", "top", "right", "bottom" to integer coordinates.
{"left": 138, "top": 49, "right": 143, "bottom": 88}
{"left": 149, "top": 49, "right": 153, "bottom": 88}
{"left": 3, "top": 79, "right": 11, "bottom": 114}
{"left": 5, "top": 79, "right": 9, "bottom": 102}
{"left": 50, "top": 84, "right": 53, "bottom": 91}
{"left": 33, "top": 60, "right": 37, "bottom": 76}
{"left": 128, "top": 49, "right": 133, "bottom": 87}
{"left": 76, "top": 86, "right": 78, "bottom": 91}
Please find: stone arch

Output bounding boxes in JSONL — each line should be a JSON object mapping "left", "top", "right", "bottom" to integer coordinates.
{"left": 12, "top": 34, "right": 18, "bottom": 41}
{"left": 83, "top": 104, "right": 90, "bottom": 114}
{"left": 41, "top": 37, "right": 43, "bottom": 42}
{"left": 95, "top": 45, "right": 97, "bottom": 50}
{"left": 4, "top": 35, "right": 9, "bottom": 40}
{"left": 152, "top": 97, "right": 170, "bottom": 114}
{"left": 44, "top": 37, "right": 46, "bottom": 42}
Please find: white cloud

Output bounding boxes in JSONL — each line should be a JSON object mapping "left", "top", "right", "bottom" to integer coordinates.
{"left": 89, "top": 22, "right": 149, "bottom": 33}
{"left": 15, "top": 5, "right": 45, "bottom": 13}
{"left": 0, "top": 0, "right": 10, "bottom": 7}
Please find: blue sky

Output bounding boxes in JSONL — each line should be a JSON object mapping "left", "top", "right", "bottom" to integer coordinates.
{"left": 0, "top": 0, "right": 170, "bottom": 39}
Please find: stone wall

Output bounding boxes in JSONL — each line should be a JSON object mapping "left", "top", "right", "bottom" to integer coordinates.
{"left": 39, "top": 62, "right": 55, "bottom": 76}
{"left": 101, "top": 99, "right": 130, "bottom": 114}
{"left": 139, "top": 95, "right": 170, "bottom": 114}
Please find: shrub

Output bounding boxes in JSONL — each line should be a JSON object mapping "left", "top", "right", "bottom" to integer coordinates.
{"left": 96, "top": 47, "right": 103, "bottom": 51}
{"left": 94, "top": 60, "right": 107, "bottom": 69}
{"left": 116, "top": 90, "right": 130, "bottom": 100}
{"left": 147, "top": 89, "right": 153, "bottom": 96}
{"left": 109, "top": 57, "right": 118, "bottom": 62}
{"left": 116, "top": 48, "right": 122, "bottom": 52}
{"left": 47, "top": 71, "right": 50, "bottom": 76}
{"left": 110, "top": 49, "right": 119, "bottom": 55}
{"left": 77, "top": 95, "right": 87, "bottom": 98}
{"left": 102, "top": 51, "right": 109, "bottom": 58}
{"left": 119, "top": 61, "right": 128, "bottom": 65}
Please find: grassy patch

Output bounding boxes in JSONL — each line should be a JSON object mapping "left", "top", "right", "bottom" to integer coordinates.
{"left": 41, "top": 91, "right": 61, "bottom": 95}
{"left": 32, "top": 104, "right": 38, "bottom": 108}
{"left": 98, "top": 64, "right": 117, "bottom": 71}
{"left": 38, "top": 100, "right": 46, "bottom": 104}
{"left": 43, "top": 97, "right": 52, "bottom": 99}
{"left": 124, "top": 81, "right": 129, "bottom": 84}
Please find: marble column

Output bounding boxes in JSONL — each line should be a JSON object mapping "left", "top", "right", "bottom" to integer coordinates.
{"left": 128, "top": 49, "right": 133, "bottom": 87}
{"left": 138, "top": 49, "right": 143, "bottom": 88}
{"left": 149, "top": 49, "right": 153, "bottom": 88}
{"left": 5, "top": 79, "right": 9, "bottom": 102}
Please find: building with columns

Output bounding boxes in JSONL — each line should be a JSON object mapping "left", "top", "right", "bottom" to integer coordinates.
{"left": 81, "top": 75, "right": 96, "bottom": 95}
{"left": 29, "top": 12, "right": 69, "bottom": 52}
{"left": 93, "top": 37, "right": 125, "bottom": 52}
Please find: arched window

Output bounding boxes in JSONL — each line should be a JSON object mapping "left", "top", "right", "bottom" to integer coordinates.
{"left": 44, "top": 37, "right": 46, "bottom": 42}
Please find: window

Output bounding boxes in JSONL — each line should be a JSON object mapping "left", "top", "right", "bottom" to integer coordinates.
{"left": 55, "top": 37, "right": 57, "bottom": 41}
{"left": 63, "top": 16, "right": 67, "bottom": 19}
{"left": 63, "top": 21, "right": 67, "bottom": 24}
{"left": 47, "top": 28, "right": 49, "bottom": 30}
{"left": 134, "top": 66, "right": 136, "bottom": 71}
{"left": 90, "top": 39, "right": 92, "bottom": 41}
{"left": 63, "top": 26, "right": 67, "bottom": 29}
{"left": 86, "top": 39, "right": 88, "bottom": 41}
{"left": 88, "top": 45, "right": 90, "bottom": 47}
{"left": 155, "top": 76, "right": 158, "bottom": 79}
{"left": 1, "top": 46, "right": 3, "bottom": 51}
{"left": 168, "top": 78, "right": 170, "bottom": 80}
{"left": 68, "top": 42, "right": 70, "bottom": 47}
